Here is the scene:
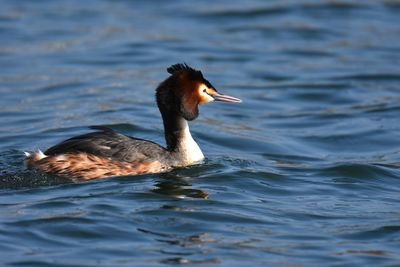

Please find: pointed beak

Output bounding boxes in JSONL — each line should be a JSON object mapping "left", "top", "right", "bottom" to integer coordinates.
{"left": 209, "top": 91, "right": 242, "bottom": 103}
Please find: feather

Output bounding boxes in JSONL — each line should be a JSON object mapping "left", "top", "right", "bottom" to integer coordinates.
{"left": 167, "top": 63, "right": 199, "bottom": 75}
{"left": 43, "top": 128, "right": 167, "bottom": 163}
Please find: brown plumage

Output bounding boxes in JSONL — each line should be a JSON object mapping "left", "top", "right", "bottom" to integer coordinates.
{"left": 25, "top": 152, "right": 167, "bottom": 180}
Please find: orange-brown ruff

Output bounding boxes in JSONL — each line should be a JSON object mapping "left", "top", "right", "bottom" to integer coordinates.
{"left": 25, "top": 63, "right": 241, "bottom": 180}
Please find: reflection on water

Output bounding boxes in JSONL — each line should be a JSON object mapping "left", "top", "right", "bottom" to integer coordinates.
{"left": 152, "top": 177, "right": 209, "bottom": 199}
{"left": 138, "top": 228, "right": 219, "bottom": 265}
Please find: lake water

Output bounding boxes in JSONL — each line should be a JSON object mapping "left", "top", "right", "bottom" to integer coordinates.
{"left": 1, "top": 0, "right": 400, "bottom": 266}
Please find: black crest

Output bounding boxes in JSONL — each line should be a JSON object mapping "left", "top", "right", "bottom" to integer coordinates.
{"left": 167, "top": 63, "right": 202, "bottom": 77}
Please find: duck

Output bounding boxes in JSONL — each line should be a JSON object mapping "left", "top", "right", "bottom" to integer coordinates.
{"left": 24, "top": 63, "right": 241, "bottom": 180}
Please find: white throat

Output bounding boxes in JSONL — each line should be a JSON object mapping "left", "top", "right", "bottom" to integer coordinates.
{"left": 176, "top": 120, "right": 204, "bottom": 165}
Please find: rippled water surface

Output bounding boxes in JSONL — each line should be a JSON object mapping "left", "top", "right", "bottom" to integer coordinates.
{"left": 1, "top": 0, "right": 400, "bottom": 266}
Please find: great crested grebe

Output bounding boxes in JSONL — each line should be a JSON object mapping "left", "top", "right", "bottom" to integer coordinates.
{"left": 25, "top": 63, "right": 241, "bottom": 180}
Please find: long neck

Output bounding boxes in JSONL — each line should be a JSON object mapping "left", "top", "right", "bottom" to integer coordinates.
{"left": 156, "top": 78, "right": 204, "bottom": 165}
{"left": 160, "top": 107, "right": 204, "bottom": 164}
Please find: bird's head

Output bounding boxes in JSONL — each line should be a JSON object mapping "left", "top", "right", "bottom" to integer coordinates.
{"left": 156, "top": 63, "right": 241, "bottom": 121}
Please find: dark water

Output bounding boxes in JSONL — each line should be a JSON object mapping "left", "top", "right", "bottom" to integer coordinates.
{"left": 1, "top": 0, "right": 400, "bottom": 266}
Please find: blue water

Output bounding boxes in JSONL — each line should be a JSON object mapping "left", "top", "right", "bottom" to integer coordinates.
{"left": 1, "top": 0, "right": 400, "bottom": 266}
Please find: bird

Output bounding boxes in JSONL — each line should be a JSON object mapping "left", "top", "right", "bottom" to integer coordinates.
{"left": 24, "top": 63, "right": 241, "bottom": 180}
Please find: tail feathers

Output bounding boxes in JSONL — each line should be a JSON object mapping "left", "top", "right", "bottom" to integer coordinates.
{"left": 36, "top": 149, "right": 46, "bottom": 159}
{"left": 24, "top": 149, "right": 47, "bottom": 169}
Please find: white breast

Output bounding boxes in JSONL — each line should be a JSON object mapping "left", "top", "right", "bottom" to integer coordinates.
{"left": 178, "top": 121, "right": 204, "bottom": 164}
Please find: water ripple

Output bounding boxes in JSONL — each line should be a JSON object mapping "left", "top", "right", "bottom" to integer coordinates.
{"left": 1, "top": 1, "right": 400, "bottom": 266}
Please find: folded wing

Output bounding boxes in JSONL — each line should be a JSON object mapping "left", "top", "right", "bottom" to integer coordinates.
{"left": 44, "top": 126, "right": 167, "bottom": 162}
